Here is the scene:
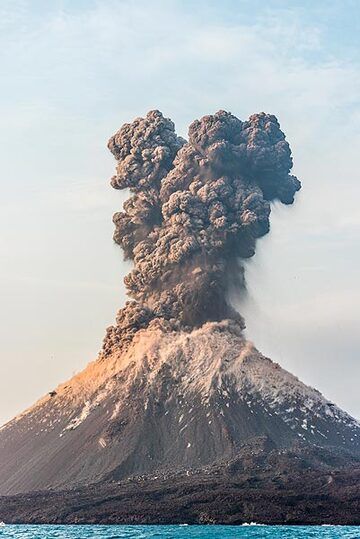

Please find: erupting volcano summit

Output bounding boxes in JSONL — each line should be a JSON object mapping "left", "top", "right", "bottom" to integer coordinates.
{"left": 103, "top": 110, "right": 300, "bottom": 353}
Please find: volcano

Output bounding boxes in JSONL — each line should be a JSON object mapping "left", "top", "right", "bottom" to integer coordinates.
{"left": 0, "top": 110, "right": 359, "bottom": 524}
{"left": 0, "top": 320, "right": 359, "bottom": 498}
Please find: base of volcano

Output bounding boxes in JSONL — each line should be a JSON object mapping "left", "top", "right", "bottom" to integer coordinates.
{"left": 1, "top": 439, "right": 359, "bottom": 525}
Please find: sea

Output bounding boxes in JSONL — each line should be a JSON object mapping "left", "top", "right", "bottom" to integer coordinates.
{"left": 0, "top": 525, "right": 359, "bottom": 538}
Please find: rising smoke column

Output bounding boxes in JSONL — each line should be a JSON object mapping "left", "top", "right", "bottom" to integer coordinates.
{"left": 103, "top": 110, "right": 301, "bottom": 355}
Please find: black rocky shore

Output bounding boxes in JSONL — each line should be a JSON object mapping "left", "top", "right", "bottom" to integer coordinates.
{"left": 1, "top": 439, "right": 359, "bottom": 525}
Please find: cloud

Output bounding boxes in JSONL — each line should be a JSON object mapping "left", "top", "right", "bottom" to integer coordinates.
{"left": 0, "top": 0, "right": 359, "bottom": 423}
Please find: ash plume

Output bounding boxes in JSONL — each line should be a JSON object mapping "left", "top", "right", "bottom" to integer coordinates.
{"left": 103, "top": 110, "right": 300, "bottom": 355}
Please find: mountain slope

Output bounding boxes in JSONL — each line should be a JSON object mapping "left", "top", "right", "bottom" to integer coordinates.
{"left": 0, "top": 320, "right": 358, "bottom": 496}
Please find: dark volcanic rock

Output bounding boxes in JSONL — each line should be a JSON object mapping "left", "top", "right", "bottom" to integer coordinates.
{"left": 0, "top": 442, "right": 359, "bottom": 525}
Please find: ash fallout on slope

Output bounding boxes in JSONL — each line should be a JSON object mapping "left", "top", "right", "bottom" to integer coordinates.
{"left": 103, "top": 110, "right": 300, "bottom": 355}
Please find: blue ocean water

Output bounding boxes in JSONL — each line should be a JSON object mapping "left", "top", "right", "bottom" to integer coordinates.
{"left": 0, "top": 525, "right": 359, "bottom": 538}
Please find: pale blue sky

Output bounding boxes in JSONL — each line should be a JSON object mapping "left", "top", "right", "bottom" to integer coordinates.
{"left": 0, "top": 0, "right": 359, "bottom": 424}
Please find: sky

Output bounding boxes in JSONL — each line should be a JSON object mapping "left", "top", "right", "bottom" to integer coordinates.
{"left": 0, "top": 0, "right": 359, "bottom": 425}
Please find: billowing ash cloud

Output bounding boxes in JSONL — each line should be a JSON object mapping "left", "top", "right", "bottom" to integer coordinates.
{"left": 103, "top": 110, "right": 300, "bottom": 355}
